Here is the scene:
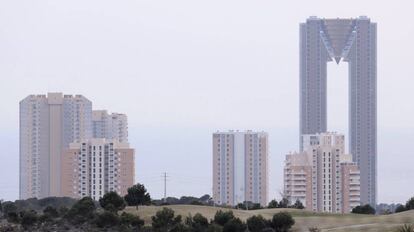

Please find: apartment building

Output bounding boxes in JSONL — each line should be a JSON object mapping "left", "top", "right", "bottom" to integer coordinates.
{"left": 92, "top": 110, "right": 128, "bottom": 143}
{"left": 61, "top": 139, "right": 134, "bottom": 200}
{"left": 19, "top": 93, "right": 92, "bottom": 199}
{"left": 284, "top": 132, "right": 360, "bottom": 213}
{"left": 212, "top": 130, "right": 268, "bottom": 207}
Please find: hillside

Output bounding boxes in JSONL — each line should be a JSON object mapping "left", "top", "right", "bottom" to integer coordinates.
{"left": 125, "top": 205, "right": 414, "bottom": 232}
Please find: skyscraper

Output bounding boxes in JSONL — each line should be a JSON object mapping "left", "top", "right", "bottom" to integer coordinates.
{"left": 300, "top": 16, "right": 377, "bottom": 206}
{"left": 92, "top": 110, "right": 128, "bottom": 143}
{"left": 19, "top": 93, "right": 92, "bottom": 199}
{"left": 212, "top": 130, "right": 268, "bottom": 206}
{"left": 284, "top": 132, "right": 360, "bottom": 213}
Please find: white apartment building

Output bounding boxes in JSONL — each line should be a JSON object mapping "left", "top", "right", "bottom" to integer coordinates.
{"left": 61, "top": 139, "right": 134, "bottom": 200}
{"left": 284, "top": 132, "right": 360, "bottom": 213}
{"left": 92, "top": 110, "right": 128, "bottom": 143}
{"left": 212, "top": 130, "right": 268, "bottom": 207}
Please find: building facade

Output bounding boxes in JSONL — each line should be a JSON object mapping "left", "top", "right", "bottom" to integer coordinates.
{"left": 212, "top": 130, "right": 268, "bottom": 207}
{"left": 92, "top": 110, "right": 128, "bottom": 143}
{"left": 61, "top": 139, "right": 134, "bottom": 200}
{"left": 19, "top": 93, "right": 92, "bottom": 199}
{"left": 284, "top": 133, "right": 360, "bottom": 213}
{"left": 300, "top": 16, "right": 377, "bottom": 206}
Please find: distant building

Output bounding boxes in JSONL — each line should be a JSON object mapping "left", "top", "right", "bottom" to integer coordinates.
{"left": 284, "top": 132, "right": 360, "bottom": 213}
{"left": 20, "top": 93, "right": 134, "bottom": 200}
{"left": 92, "top": 110, "right": 128, "bottom": 143}
{"left": 61, "top": 139, "right": 134, "bottom": 200}
{"left": 300, "top": 16, "right": 377, "bottom": 206}
{"left": 19, "top": 93, "right": 92, "bottom": 199}
{"left": 212, "top": 130, "right": 268, "bottom": 206}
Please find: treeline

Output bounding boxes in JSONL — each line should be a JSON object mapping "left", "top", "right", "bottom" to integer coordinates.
{"left": 0, "top": 191, "right": 296, "bottom": 232}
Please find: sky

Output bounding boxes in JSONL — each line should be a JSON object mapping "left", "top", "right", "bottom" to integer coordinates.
{"left": 0, "top": 0, "right": 413, "bottom": 204}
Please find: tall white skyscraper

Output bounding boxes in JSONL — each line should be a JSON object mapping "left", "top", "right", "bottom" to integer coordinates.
{"left": 300, "top": 16, "right": 377, "bottom": 206}
{"left": 92, "top": 110, "right": 128, "bottom": 143}
{"left": 19, "top": 93, "right": 92, "bottom": 199}
{"left": 212, "top": 130, "right": 268, "bottom": 206}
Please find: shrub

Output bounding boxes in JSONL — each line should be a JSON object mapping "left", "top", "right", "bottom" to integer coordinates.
{"left": 43, "top": 206, "right": 59, "bottom": 218}
{"left": 397, "top": 224, "right": 414, "bottom": 232}
{"left": 395, "top": 205, "right": 407, "bottom": 213}
{"left": 246, "top": 215, "right": 269, "bottom": 232}
{"left": 223, "top": 218, "right": 246, "bottom": 232}
{"left": 268, "top": 199, "right": 279, "bottom": 209}
{"left": 66, "top": 197, "right": 96, "bottom": 224}
{"left": 186, "top": 213, "right": 209, "bottom": 231}
{"left": 120, "top": 212, "right": 145, "bottom": 229}
{"left": 213, "top": 210, "right": 235, "bottom": 226}
{"left": 269, "top": 212, "right": 295, "bottom": 232}
{"left": 95, "top": 211, "right": 120, "bottom": 228}
{"left": 151, "top": 207, "right": 182, "bottom": 231}
{"left": 308, "top": 227, "right": 321, "bottom": 232}
{"left": 20, "top": 210, "right": 38, "bottom": 229}
{"left": 351, "top": 204, "right": 376, "bottom": 215}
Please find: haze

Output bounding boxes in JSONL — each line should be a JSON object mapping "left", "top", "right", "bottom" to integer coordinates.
{"left": 0, "top": 0, "right": 413, "bottom": 204}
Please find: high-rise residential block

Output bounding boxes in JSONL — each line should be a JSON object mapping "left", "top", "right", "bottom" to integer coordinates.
{"left": 19, "top": 93, "right": 92, "bottom": 199}
{"left": 300, "top": 16, "right": 377, "bottom": 206}
{"left": 61, "top": 139, "right": 134, "bottom": 200}
{"left": 212, "top": 130, "right": 268, "bottom": 206}
{"left": 92, "top": 110, "right": 128, "bottom": 143}
{"left": 284, "top": 132, "right": 360, "bottom": 213}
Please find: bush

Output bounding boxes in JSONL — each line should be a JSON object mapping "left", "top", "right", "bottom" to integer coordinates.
{"left": 99, "top": 191, "right": 126, "bottom": 213}
{"left": 120, "top": 212, "right": 145, "bottom": 229}
{"left": 43, "top": 206, "right": 59, "bottom": 218}
{"left": 292, "top": 200, "right": 304, "bottom": 209}
{"left": 246, "top": 215, "right": 269, "bottom": 232}
{"left": 223, "top": 218, "right": 246, "bottom": 232}
{"left": 66, "top": 197, "right": 96, "bottom": 224}
{"left": 186, "top": 213, "right": 209, "bottom": 231}
{"left": 278, "top": 198, "right": 289, "bottom": 208}
{"left": 95, "top": 211, "right": 120, "bottom": 228}
{"left": 395, "top": 205, "right": 407, "bottom": 213}
{"left": 397, "top": 224, "right": 414, "bottom": 232}
{"left": 269, "top": 212, "right": 295, "bottom": 232}
{"left": 151, "top": 207, "right": 182, "bottom": 231}
{"left": 6, "top": 212, "right": 19, "bottom": 223}
{"left": 213, "top": 210, "right": 235, "bottom": 226}
{"left": 406, "top": 197, "right": 414, "bottom": 210}
{"left": 308, "top": 227, "right": 321, "bottom": 232}
{"left": 20, "top": 210, "right": 38, "bottom": 229}
{"left": 351, "top": 204, "right": 376, "bottom": 215}
{"left": 268, "top": 199, "right": 279, "bottom": 209}
{"left": 2, "top": 202, "right": 17, "bottom": 215}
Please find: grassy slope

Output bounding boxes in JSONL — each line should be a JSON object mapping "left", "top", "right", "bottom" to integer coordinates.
{"left": 124, "top": 205, "right": 414, "bottom": 232}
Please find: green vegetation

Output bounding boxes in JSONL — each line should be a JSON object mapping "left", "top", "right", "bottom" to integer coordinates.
{"left": 124, "top": 183, "right": 152, "bottom": 210}
{"left": 351, "top": 204, "right": 376, "bottom": 215}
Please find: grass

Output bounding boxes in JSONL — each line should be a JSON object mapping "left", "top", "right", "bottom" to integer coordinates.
{"left": 124, "top": 205, "right": 414, "bottom": 232}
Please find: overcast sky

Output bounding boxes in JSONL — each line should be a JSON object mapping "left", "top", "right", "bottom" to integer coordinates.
{"left": 0, "top": 0, "right": 413, "bottom": 203}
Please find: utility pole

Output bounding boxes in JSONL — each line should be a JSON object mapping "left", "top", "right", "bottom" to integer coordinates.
{"left": 163, "top": 172, "right": 167, "bottom": 203}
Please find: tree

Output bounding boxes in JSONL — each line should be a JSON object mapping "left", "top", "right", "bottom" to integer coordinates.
{"left": 124, "top": 183, "right": 151, "bottom": 210}
{"left": 246, "top": 215, "right": 269, "bottom": 232}
{"left": 351, "top": 204, "right": 375, "bottom": 215}
{"left": 213, "top": 210, "right": 235, "bottom": 226}
{"left": 292, "top": 200, "right": 304, "bottom": 209}
{"left": 99, "top": 191, "right": 126, "bottom": 213}
{"left": 405, "top": 197, "right": 414, "bottom": 210}
{"left": 66, "top": 197, "right": 96, "bottom": 224}
{"left": 269, "top": 212, "right": 295, "bottom": 232}
{"left": 222, "top": 218, "right": 246, "bottom": 232}
{"left": 186, "top": 213, "right": 209, "bottom": 232}
{"left": 120, "top": 212, "right": 145, "bottom": 229}
{"left": 396, "top": 204, "right": 407, "bottom": 213}
{"left": 268, "top": 199, "right": 279, "bottom": 209}
{"left": 278, "top": 198, "right": 289, "bottom": 208}
{"left": 151, "top": 207, "right": 182, "bottom": 231}
{"left": 2, "top": 202, "right": 17, "bottom": 215}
